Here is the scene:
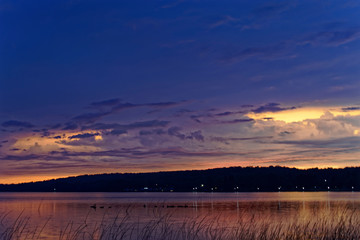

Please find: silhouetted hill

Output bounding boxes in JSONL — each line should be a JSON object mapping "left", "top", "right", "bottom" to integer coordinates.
{"left": 1, "top": 166, "right": 360, "bottom": 192}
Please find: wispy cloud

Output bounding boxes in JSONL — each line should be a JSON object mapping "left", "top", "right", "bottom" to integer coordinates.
{"left": 2, "top": 120, "right": 34, "bottom": 128}
{"left": 301, "top": 29, "right": 360, "bottom": 47}
{"left": 252, "top": 103, "right": 296, "bottom": 113}
{"left": 83, "top": 120, "right": 170, "bottom": 131}
{"left": 69, "top": 133, "right": 99, "bottom": 139}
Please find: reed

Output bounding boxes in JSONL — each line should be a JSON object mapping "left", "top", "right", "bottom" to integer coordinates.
{"left": 1, "top": 204, "right": 360, "bottom": 240}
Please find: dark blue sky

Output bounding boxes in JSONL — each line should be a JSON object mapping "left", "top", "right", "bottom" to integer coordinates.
{"left": 0, "top": 0, "right": 359, "bottom": 183}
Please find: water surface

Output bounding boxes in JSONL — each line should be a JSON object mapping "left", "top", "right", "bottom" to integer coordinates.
{"left": 0, "top": 192, "right": 359, "bottom": 239}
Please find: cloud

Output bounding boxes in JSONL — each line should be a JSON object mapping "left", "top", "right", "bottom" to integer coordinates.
{"left": 73, "top": 100, "right": 186, "bottom": 124}
{"left": 252, "top": 103, "right": 296, "bottom": 113}
{"left": 91, "top": 98, "right": 121, "bottom": 107}
{"left": 160, "top": 0, "right": 184, "bottom": 9}
{"left": 112, "top": 102, "right": 139, "bottom": 111}
{"left": 167, "top": 127, "right": 186, "bottom": 140}
{"left": 188, "top": 130, "right": 204, "bottom": 142}
{"left": 50, "top": 124, "right": 62, "bottom": 129}
{"left": 274, "top": 136, "right": 360, "bottom": 149}
{"left": 167, "top": 127, "right": 205, "bottom": 141}
{"left": 342, "top": 106, "right": 360, "bottom": 112}
{"left": 62, "top": 122, "right": 78, "bottom": 130}
{"left": 0, "top": 154, "right": 70, "bottom": 161}
{"left": 279, "top": 131, "right": 293, "bottom": 136}
{"left": 301, "top": 29, "right": 360, "bottom": 47}
{"left": 215, "top": 111, "right": 244, "bottom": 117}
{"left": 126, "top": 120, "right": 170, "bottom": 129}
{"left": 2, "top": 120, "right": 34, "bottom": 128}
{"left": 252, "top": 2, "right": 293, "bottom": 18}
{"left": 112, "top": 101, "right": 184, "bottom": 111}
{"left": 83, "top": 120, "right": 170, "bottom": 131}
{"left": 108, "top": 129, "right": 128, "bottom": 136}
{"left": 207, "top": 15, "right": 240, "bottom": 28}
{"left": 219, "top": 118, "right": 254, "bottom": 124}
{"left": 211, "top": 136, "right": 272, "bottom": 144}
{"left": 139, "top": 129, "right": 166, "bottom": 136}
{"left": 146, "top": 102, "right": 183, "bottom": 108}
{"left": 220, "top": 42, "right": 293, "bottom": 63}
{"left": 73, "top": 112, "right": 110, "bottom": 123}
{"left": 49, "top": 147, "right": 241, "bottom": 159}
{"left": 69, "top": 133, "right": 99, "bottom": 139}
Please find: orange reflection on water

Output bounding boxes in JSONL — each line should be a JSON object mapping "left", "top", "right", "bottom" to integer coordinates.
{"left": 1, "top": 192, "right": 360, "bottom": 239}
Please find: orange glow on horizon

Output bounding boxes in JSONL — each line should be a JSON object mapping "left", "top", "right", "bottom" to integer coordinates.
{"left": 2, "top": 163, "right": 358, "bottom": 185}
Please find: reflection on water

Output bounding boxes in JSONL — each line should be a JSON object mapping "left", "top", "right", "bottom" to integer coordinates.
{"left": 0, "top": 192, "right": 360, "bottom": 239}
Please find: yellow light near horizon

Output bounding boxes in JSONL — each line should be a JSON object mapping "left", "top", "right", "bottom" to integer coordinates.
{"left": 247, "top": 107, "right": 360, "bottom": 123}
{"left": 11, "top": 130, "right": 102, "bottom": 153}
{"left": 95, "top": 135, "right": 103, "bottom": 141}
{"left": 0, "top": 175, "right": 65, "bottom": 185}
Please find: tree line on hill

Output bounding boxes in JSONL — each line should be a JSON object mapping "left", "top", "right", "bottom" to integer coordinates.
{"left": 0, "top": 166, "right": 359, "bottom": 192}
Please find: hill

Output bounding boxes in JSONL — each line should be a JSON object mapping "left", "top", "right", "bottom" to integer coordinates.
{"left": 0, "top": 166, "right": 359, "bottom": 192}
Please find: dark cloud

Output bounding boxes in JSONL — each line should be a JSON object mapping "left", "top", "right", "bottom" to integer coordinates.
{"left": 215, "top": 111, "right": 237, "bottom": 117}
{"left": 73, "top": 100, "right": 186, "bottom": 124}
{"left": 72, "top": 112, "right": 110, "bottom": 123}
{"left": 69, "top": 133, "right": 99, "bottom": 139}
{"left": 167, "top": 127, "right": 204, "bottom": 141}
{"left": 49, "top": 147, "right": 241, "bottom": 159}
{"left": 139, "top": 129, "right": 166, "bottom": 136}
{"left": 220, "top": 41, "right": 294, "bottom": 63}
{"left": 112, "top": 102, "right": 138, "bottom": 111}
{"left": 274, "top": 137, "right": 360, "bottom": 149}
{"left": 112, "top": 100, "right": 185, "bottom": 111}
{"left": 279, "top": 131, "right": 293, "bottom": 136}
{"left": 219, "top": 118, "right": 254, "bottom": 124}
{"left": 91, "top": 98, "right": 121, "bottom": 107}
{"left": 146, "top": 101, "right": 183, "bottom": 107}
{"left": 108, "top": 129, "right": 127, "bottom": 135}
{"left": 126, "top": 120, "right": 170, "bottom": 129}
{"left": 211, "top": 136, "right": 272, "bottom": 144}
{"left": 342, "top": 106, "right": 360, "bottom": 112}
{"left": 41, "top": 131, "right": 51, "bottom": 137}
{"left": 252, "top": 2, "right": 293, "bottom": 18}
{"left": 53, "top": 136, "right": 62, "bottom": 139}
{"left": 83, "top": 120, "right": 170, "bottom": 131}
{"left": 2, "top": 120, "right": 34, "bottom": 128}
{"left": 176, "top": 109, "right": 194, "bottom": 115}
{"left": 62, "top": 122, "right": 78, "bottom": 130}
{"left": 252, "top": 103, "right": 296, "bottom": 113}
{"left": 168, "top": 127, "right": 186, "bottom": 140}
{"left": 241, "top": 105, "right": 254, "bottom": 108}
{"left": 0, "top": 154, "right": 69, "bottom": 161}
{"left": 188, "top": 130, "right": 204, "bottom": 142}
{"left": 50, "top": 124, "right": 62, "bottom": 129}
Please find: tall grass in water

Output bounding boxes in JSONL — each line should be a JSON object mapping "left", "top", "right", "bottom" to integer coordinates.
{"left": 1, "top": 203, "right": 360, "bottom": 240}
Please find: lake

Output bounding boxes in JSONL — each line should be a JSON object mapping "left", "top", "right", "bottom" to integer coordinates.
{"left": 1, "top": 192, "right": 360, "bottom": 239}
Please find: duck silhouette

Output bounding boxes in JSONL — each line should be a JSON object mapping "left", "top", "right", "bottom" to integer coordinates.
{"left": 90, "top": 204, "right": 97, "bottom": 209}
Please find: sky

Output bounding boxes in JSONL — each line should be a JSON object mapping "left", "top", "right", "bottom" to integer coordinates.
{"left": 0, "top": 0, "right": 360, "bottom": 184}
